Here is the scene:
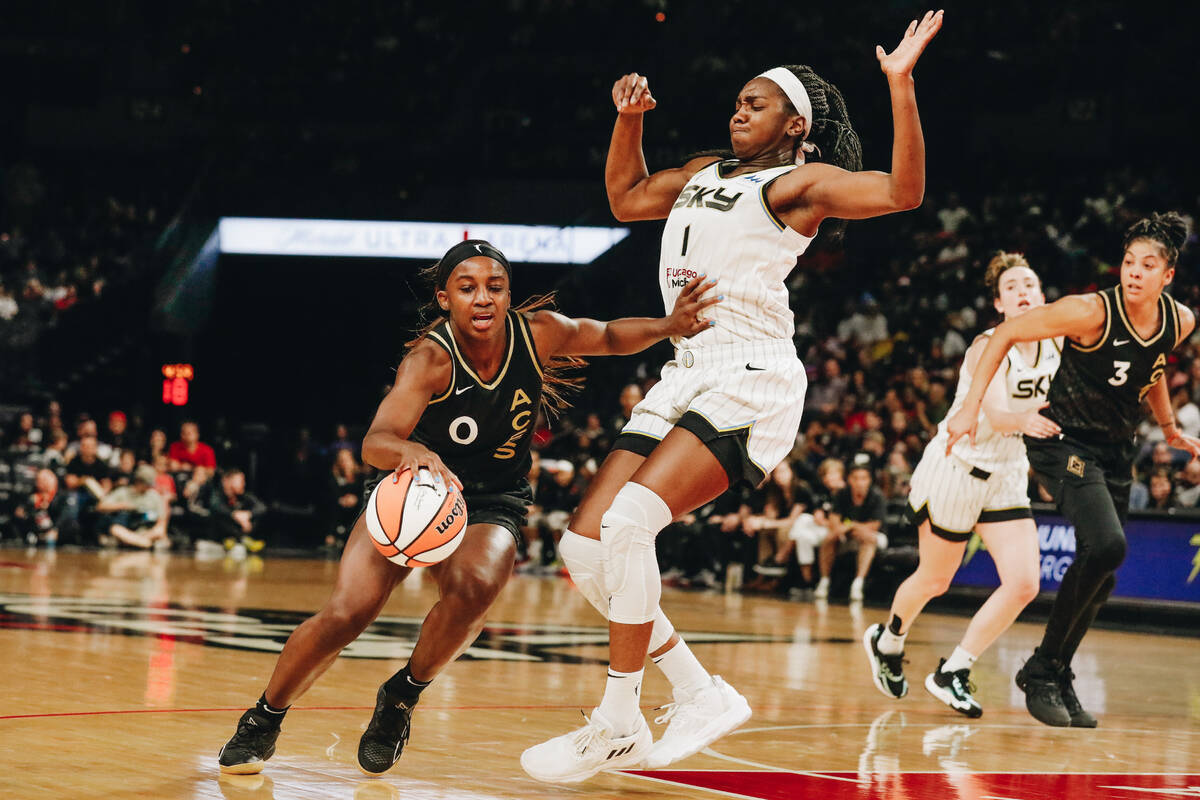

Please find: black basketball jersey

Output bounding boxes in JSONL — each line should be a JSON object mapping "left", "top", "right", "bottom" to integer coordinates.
{"left": 1046, "top": 285, "right": 1181, "bottom": 446}
{"left": 409, "top": 311, "right": 544, "bottom": 494}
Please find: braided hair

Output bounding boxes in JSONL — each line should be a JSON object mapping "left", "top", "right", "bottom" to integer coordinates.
{"left": 781, "top": 65, "right": 863, "bottom": 240}
{"left": 405, "top": 259, "right": 582, "bottom": 417}
{"left": 1123, "top": 211, "right": 1189, "bottom": 266}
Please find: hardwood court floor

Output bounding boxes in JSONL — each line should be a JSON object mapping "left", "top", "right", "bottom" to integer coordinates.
{"left": 1, "top": 549, "right": 1197, "bottom": 799}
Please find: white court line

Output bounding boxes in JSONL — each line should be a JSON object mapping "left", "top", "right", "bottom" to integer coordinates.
{"left": 697, "top": 747, "right": 869, "bottom": 784}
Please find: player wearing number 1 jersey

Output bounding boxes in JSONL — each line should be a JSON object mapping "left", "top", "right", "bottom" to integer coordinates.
{"left": 217, "top": 240, "right": 717, "bottom": 776}
{"left": 523, "top": 10, "right": 943, "bottom": 784}
{"left": 864, "top": 253, "right": 1060, "bottom": 719}
{"left": 946, "top": 213, "right": 1200, "bottom": 728}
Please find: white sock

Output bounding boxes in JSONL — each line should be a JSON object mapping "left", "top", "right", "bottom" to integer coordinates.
{"left": 877, "top": 626, "right": 906, "bottom": 656}
{"left": 651, "top": 640, "right": 710, "bottom": 697}
{"left": 851, "top": 577, "right": 864, "bottom": 589}
{"left": 596, "top": 668, "right": 644, "bottom": 736}
{"left": 942, "top": 645, "right": 977, "bottom": 673}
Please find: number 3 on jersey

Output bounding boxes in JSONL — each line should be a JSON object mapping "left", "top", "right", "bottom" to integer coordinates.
{"left": 1109, "top": 360, "right": 1131, "bottom": 387}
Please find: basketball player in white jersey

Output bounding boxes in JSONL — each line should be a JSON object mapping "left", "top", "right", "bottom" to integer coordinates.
{"left": 523, "top": 10, "right": 943, "bottom": 783}
{"left": 864, "top": 253, "right": 1061, "bottom": 717}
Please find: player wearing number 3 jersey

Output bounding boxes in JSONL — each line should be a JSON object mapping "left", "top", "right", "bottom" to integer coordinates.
{"left": 945, "top": 213, "right": 1200, "bottom": 728}
{"left": 523, "top": 10, "right": 943, "bottom": 784}
{"left": 217, "top": 239, "right": 718, "bottom": 777}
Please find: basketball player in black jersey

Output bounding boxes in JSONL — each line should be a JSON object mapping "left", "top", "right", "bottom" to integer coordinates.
{"left": 217, "top": 239, "right": 718, "bottom": 775}
{"left": 946, "top": 213, "right": 1200, "bottom": 727}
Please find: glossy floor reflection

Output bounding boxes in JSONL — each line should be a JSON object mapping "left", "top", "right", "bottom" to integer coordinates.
{"left": 1, "top": 549, "right": 1197, "bottom": 799}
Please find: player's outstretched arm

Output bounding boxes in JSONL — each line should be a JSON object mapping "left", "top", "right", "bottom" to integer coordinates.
{"left": 945, "top": 294, "right": 1105, "bottom": 452}
{"left": 361, "top": 342, "right": 462, "bottom": 489}
{"left": 605, "top": 72, "right": 720, "bottom": 221}
{"left": 970, "top": 336, "right": 1062, "bottom": 438}
{"left": 529, "top": 275, "right": 719, "bottom": 358}
{"left": 772, "top": 10, "right": 943, "bottom": 225}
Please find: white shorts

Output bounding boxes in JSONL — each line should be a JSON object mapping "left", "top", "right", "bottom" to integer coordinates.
{"left": 614, "top": 339, "right": 807, "bottom": 486}
{"left": 906, "top": 443, "right": 1033, "bottom": 542}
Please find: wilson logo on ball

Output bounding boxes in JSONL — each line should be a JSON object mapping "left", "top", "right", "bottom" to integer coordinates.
{"left": 365, "top": 468, "right": 468, "bottom": 567}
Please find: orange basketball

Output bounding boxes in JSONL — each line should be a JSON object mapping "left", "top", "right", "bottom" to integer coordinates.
{"left": 364, "top": 468, "right": 468, "bottom": 567}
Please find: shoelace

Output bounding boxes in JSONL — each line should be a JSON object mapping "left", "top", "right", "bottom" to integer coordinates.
{"left": 570, "top": 711, "right": 609, "bottom": 756}
{"left": 653, "top": 702, "right": 679, "bottom": 726}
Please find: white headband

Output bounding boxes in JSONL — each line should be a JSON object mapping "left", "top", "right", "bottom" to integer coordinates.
{"left": 756, "top": 67, "right": 817, "bottom": 163}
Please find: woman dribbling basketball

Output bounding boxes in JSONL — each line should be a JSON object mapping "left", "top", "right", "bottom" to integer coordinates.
{"left": 217, "top": 239, "right": 718, "bottom": 776}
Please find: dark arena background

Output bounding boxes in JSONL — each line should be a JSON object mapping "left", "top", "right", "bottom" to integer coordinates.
{"left": 1, "top": 2, "right": 1198, "bottom": 799}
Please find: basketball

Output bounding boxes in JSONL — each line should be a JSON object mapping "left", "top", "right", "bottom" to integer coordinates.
{"left": 364, "top": 468, "right": 468, "bottom": 567}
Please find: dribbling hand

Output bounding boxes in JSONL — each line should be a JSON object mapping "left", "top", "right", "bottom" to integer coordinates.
{"left": 613, "top": 73, "right": 657, "bottom": 115}
{"left": 665, "top": 274, "right": 721, "bottom": 337}
{"left": 877, "top": 9, "right": 944, "bottom": 78}
{"left": 944, "top": 407, "right": 977, "bottom": 455}
{"left": 395, "top": 441, "right": 462, "bottom": 492}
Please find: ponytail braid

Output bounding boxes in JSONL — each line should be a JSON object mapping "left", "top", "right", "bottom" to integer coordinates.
{"left": 1123, "top": 211, "right": 1189, "bottom": 266}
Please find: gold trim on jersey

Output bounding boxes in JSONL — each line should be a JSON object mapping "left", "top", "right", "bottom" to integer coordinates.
{"left": 442, "top": 313, "right": 515, "bottom": 391}
{"left": 423, "top": 330, "right": 456, "bottom": 405}
{"left": 1171, "top": 297, "right": 1183, "bottom": 347}
{"left": 516, "top": 312, "right": 544, "bottom": 379}
{"left": 1113, "top": 285, "right": 1168, "bottom": 347}
{"left": 759, "top": 177, "right": 788, "bottom": 232}
{"left": 1071, "top": 291, "right": 1111, "bottom": 353}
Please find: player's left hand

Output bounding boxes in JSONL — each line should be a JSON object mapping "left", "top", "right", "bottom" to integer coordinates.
{"left": 1166, "top": 430, "right": 1200, "bottom": 461}
{"left": 665, "top": 274, "right": 720, "bottom": 337}
{"left": 944, "top": 406, "right": 977, "bottom": 454}
{"left": 877, "top": 9, "right": 943, "bottom": 78}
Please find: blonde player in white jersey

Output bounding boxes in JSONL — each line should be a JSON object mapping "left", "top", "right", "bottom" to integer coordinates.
{"left": 864, "top": 252, "right": 1061, "bottom": 718}
{"left": 523, "top": 10, "right": 944, "bottom": 784}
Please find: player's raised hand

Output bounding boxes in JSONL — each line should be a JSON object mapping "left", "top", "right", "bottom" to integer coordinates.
{"left": 665, "top": 274, "right": 721, "bottom": 337}
{"left": 1019, "top": 403, "right": 1062, "bottom": 439}
{"left": 877, "top": 9, "right": 943, "bottom": 77}
{"left": 944, "top": 406, "right": 977, "bottom": 455}
{"left": 613, "top": 73, "right": 657, "bottom": 115}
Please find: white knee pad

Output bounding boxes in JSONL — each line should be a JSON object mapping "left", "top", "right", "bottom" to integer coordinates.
{"left": 601, "top": 482, "right": 671, "bottom": 625}
{"left": 560, "top": 529, "right": 676, "bottom": 651}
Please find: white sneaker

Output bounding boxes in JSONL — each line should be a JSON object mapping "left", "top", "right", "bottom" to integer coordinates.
{"left": 850, "top": 578, "right": 864, "bottom": 601}
{"left": 813, "top": 577, "right": 830, "bottom": 599}
{"left": 643, "top": 676, "right": 751, "bottom": 768}
{"left": 520, "top": 708, "right": 651, "bottom": 784}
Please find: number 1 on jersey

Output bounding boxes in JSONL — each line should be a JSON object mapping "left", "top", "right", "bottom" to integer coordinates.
{"left": 681, "top": 225, "right": 690, "bottom": 256}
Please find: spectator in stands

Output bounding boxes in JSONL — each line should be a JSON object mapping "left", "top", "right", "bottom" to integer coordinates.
{"left": 529, "top": 460, "right": 581, "bottom": 568}
{"left": 611, "top": 384, "right": 643, "bottom": 433}
{"left": 113, "top": 449, "right": 137, "bottom": 487}
{"left": 151, "top": 454, "right": 178, "bottom": 503}
{"left": 1146, "top": 467, "right": 1178, "bottom": 512}
{"left": 168, "top": 421, "right": 217, "bottom": 472}
{"left": 144, "top": 428, "right": 168, "bottom": 464}
{"left": 34, "top": 430, "right": 70, "bottom": 474}
{"left": 1171, "top": 384, "right": 1200, "bottom": 438}
{"left": 744, "top": 461, "right": 810, "bottom": 594}
{"left": 1175, "top": 460, "right": 1200, "bottom": 508}
{"left": 11, "top": 468, "right": 78, "bottom": 546}
{"left": 806, "top": 358, "right": 849, "bottom": 414}
{"left": 325, "top": 447, "right": 364, "bottom": 549}
{"left": 816, "top": 460, "right": 888, "bottom": 602}
{"left": 206, "top": 467, "right": 267, "bottom": 552}
{"left": 327, "top": 423, "right": 357, "bottom": 456}
{"left": 67, "top": 418, "right": 113, "bottom": 464}
{"left": 106, "top": 410, "right": 135, "bottom": 453}
{"left": 8, "top": 411, "right": 42, "bottom": 452}
{"left": 95, "top": 465, "right": 168, "bottom": 549}
{"left": 64, "top": 434, "right": 112, "bottom": 503}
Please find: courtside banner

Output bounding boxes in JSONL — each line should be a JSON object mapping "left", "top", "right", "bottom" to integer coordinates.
{"left": 954, "top": 512, "right": 1200, "bottom": 604}
{"left": 217, "top": 217, "right": 629, "bottom": 264}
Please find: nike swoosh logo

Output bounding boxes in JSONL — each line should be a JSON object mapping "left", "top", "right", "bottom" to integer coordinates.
{"left": 745, "top": 363, "right": 765, "bottom": 371}
{"left": 455, "top": 385, "right": 473, "bottom": 395}
{"left": 1113, "top": 339, "right": 1129, "bottom": 346}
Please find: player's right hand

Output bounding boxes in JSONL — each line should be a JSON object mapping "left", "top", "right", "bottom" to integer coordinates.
{"left": 395, "top": 442, "right": 462, "bottom": 491}
{"left": 613, "top": 73, "right": 657, "bottom": 115}
{"left": 1018, "top": 403, "right": 1061, "bottom": 439}
{"left": 944, "top": 407, "right": 977, "bottom": 454}
{"left": 665, "top": 274, "right": 721, "bottom": 337}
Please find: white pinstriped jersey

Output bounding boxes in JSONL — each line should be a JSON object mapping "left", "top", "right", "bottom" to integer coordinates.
{"left": 933, "top": 331, "right": 1062, "bottom": 471}
{"left": 659, "top": 161, "right": 814, "bottom": 347}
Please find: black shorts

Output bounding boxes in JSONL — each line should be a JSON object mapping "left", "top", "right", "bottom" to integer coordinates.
{"left": 613, "top": 410, "right": 765, "bottom": 488}
{"left": 1024, "top": 435, "right": 1132, "bottom": 525}
{"left": 362, "top": 472, "right": 531, "bottom": 545}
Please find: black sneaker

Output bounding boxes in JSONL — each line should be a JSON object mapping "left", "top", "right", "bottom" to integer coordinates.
{"left": 1015, "top": 651, "right": 1071, "bottom": 727}
{"left": 1058, "top": 667, "right": 1098, "bottom": 728}
{"left": 358, "top": 685, "right": 417, "bottom": 775}
{"left": 863, "top": 623, "right": 908, "bottom": 699}
{"left": 924, "top": 659, "right": 983, "bottom": 718}
{"left": 218, "top": 708, "right": 281, "bottom": 774}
